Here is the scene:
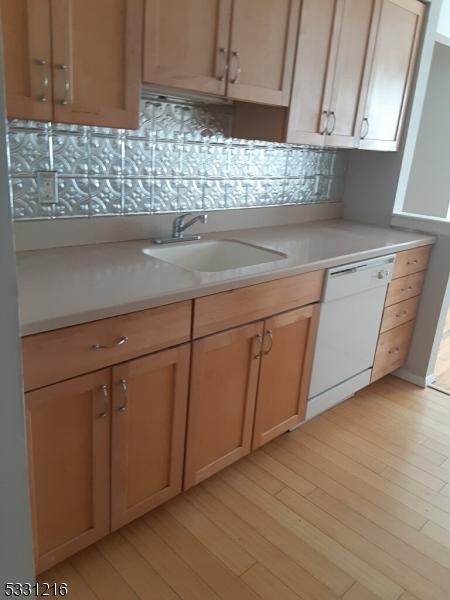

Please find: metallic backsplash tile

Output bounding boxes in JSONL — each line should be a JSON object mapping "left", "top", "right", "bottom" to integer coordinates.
{"left": 7, "top": 99, "right": 348, "bottom": 220}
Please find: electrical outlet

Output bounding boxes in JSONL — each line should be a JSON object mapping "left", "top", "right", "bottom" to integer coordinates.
{"left": 37, "top": 171, "right": 58, "bottom": 205}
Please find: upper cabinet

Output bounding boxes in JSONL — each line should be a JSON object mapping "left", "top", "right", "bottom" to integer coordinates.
{"left": 359, "top": 0, "right": 425, "bottom": 151}
{"left": 1, "top": 0, "right": 143, "bottom": 128}
{"left": 142, "top": 0, "right": 300, "bottom": 107}
{"left": 143, "top": 0, "right": 231, "bottom": 96}
{"left": 0, "top": 0, "right": 53, "bottom": 121}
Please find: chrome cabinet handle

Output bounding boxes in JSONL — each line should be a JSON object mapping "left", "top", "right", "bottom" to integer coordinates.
{"left": 91, "top": 336, "right": 129, "bottom": 351}
{"left": 36, "top": 59, "right": 49, "bottom": 102}
{"left": 400, "top": 286, "right": 413, "bottom": 292}
{"left": 97, "top": 385, "right": 109, "bottom": 418}
{"left": 58, "top": 64, "right": 70, "bottom": 105}
{"left": 388, "top": 347, "right": 400, "bottom": 355}
{"left": 396, "top": 311, "right": 408, "bottom": 318}
{"left": 117, "top": 379, "right": 128, "bottom": 413}
{"left": 230, "top": 51, "right": 241, "bottom": 84}
{"left": 407, "top": 259, "right": 419, "bottom": 265}
{"left": 217, "top": 47, "right": 228, "bottom": 82}
{"left": 263, "top": 330, "right": 273, "bottom": 355}
{"left": 319, "top": 111, "right": 329, "bottom": 135}
{"left": 327, "top": 111, "right": 336, "bottom": 135}
{"left": 253, "top": 334, "right": 263, "bottom": 359}
{"left": 361, "top": 117, "right": 370, "bottom": 140}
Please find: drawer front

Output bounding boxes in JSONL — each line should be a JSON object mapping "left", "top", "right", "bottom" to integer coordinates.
{"left": 22, "top": 301, "right": 192, "bottom": 391}
{"left": 380, "top": 296, "right": 420, "bottom": 333}
{"left": 192, "top": 270, "right": 324, "bottom": 338}
{"left": 385, "top": 271, "right": 425, "bottom": 307}
{"left": 372, "top": 321, "right": 415, "bottom": 382}
{"left": 393, "top": 246, "right": 430, "bottom": 279}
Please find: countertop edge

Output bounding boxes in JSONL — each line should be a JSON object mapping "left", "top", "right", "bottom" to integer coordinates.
{"left": 20, "top": 236, "right": 435, "bottom": 337}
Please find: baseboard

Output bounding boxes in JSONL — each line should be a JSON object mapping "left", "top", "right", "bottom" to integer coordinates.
{"left": 394, "top": 368, "right": 436, "bottom": 388}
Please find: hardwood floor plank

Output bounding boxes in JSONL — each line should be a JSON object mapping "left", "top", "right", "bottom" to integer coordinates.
{"left": 379, "top": 466, "right": 450, "bottom": 509}
{"left": 248, "top": 448, "right": 317, "bottom": 496}
{"left": 241, "top": 563, "right": 304, "bottom": 600}
{"left": 304, "top": 488, "right": 450, "bottom": 594}
{"left": 285, "top": 433, "right": 450, "bottom": 530}
{"left": 342, "top": 582, "right": 395, "bottom": 600}
{"left": 421, "top": 521, "right": 450, "bottom": 550}
{"left": 164, "top": 494, "right": 256, "bottom": 576}
{"left": 38, "top": 562, "right": 98, "bottom": 600}
{"left": 422, "top": 437, "right": 450, "bottom": 459}
{"left": 70, "top": 546, "right": 139, "bottom": 600}
{"left": 305, "top": 416, "right": 449, "bottom": 488}
{"left": 96, "top": 532, "right": 178, "bottom": 600}
{"left": 122, "top": 519, "right": 220, "bottom": 600}
{"left": 234, "top": 456, "right": 286, "bottom": 495}
{"left": 271, "top": 436, "right": 427, "bottom": 530}
{"left": 186, "top": 484, "right": 342, "bottom": 600}
{"left": 220, "top": 468, "right": 400, "bottom": 600}
{"left": 143, "top": 507, "right": 261, "bottom": 600}
{"left": 276, "top": 487, "right": 448, "bottom": 600}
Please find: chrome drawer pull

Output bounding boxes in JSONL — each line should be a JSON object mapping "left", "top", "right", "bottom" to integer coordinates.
{"left": 118, "top": 379, "right": 128, "bottom": 413}
{"left": 396, "top": 311, "right": 408, "bottom": 318}
{"left": 319, "top": 110, "right": 329, "bottom": 135}
{"left": 58, "top": 63, "right": 70, "bottom": 105}
{"left": 230, "top": 51, "right": 241, "bottom": 84}
{"left": 400, "top": 286, "right": 413, "bottom": 292}
{"left": 388, "top": 347, "right": 400, "bottom": 355}
{"left": 407, "top": 259, "right": 419, "bottom": 265}
{"left": 253, "top": 334, "right": 263, "bottom": 359}
{"left": 361, "top": 117, "right": 370, "bottom": 140}
{"left": 217, "top": 47, "right": 228, "bottom": 81}
{"left": 327, "top": 111, "right": 336, "bottom": 135}
{"left": 36, "top": 59, "right": 49, "bottom": 102}
{"left": 91, "top": 336, "right": 128, "bottom": 350}
{"left": 97, "top": 385, "right": 108, "bottom": 418}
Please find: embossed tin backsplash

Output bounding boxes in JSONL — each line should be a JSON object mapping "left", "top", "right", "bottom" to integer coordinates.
{"left": 7, "top": 99, "right": 348, "bottom": 220}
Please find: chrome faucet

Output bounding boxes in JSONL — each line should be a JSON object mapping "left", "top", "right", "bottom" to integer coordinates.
{"left": 154, "top": 213, "right": 208, "bottom": 244}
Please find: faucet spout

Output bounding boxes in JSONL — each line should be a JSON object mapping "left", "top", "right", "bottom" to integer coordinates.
{"left": 154, "top": 213, "right": 208, "bottom": 244}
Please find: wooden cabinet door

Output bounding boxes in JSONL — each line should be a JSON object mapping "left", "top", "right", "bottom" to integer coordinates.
{"left": 227, "top": 0, "right": 300, "bottom": 106}
{"left": 0, "top": 0, "right": 53, "bottom": 121}
{"left": 143, "top": 0, "right": 231, "bottom": 96}
{"left": 51, "top": 0, "right": 143, "bottom": 128}
{"left": 111, "top": 345, "right": 190, "bottom": 530}
{"left": 184, "top": 322, "right": 263, "bottom": 489}
{"left": 359, "top": 0, "right": 424, "bottom": 151}
{"left": 253, "top": 305, "right": 319, "bottom": 449}
{"left": 26, "top": 370, "right": 111, "bottom": 574}
{"left": 286, "top": 0, "right": 341, "bottom": 145}
{"left": 325, "top": 0, "right": 380, "bottom": 148}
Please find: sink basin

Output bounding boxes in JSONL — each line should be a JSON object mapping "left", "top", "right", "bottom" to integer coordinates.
{"left": 142, "top": 240, "right": 287, "bottom": 272}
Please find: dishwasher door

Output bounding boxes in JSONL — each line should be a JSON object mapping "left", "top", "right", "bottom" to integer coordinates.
{"left": 308, "top": 255, "right": 395, "bottom": 402}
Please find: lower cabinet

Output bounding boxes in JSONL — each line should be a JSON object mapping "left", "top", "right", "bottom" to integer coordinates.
{"left": 184, "top": 305, "right": 320, "bottom": 489}
{"left": 26, "top": 370, "right": 111, "bottom": 574}
{"left": 111, "top": 345, "right": 190, "bottom": 530}
{"left": 252, "top": 304, "right": 319, "bottom": 449}
{"left": 184, "top": 322, "right": 263, "bottom": 489}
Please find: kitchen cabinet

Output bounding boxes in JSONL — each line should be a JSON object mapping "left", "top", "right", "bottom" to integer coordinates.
{"left": 252, "top": 305, "right": 319, "bottom": 449}
{"left": 143, "top": 0, "right": 231, "bottom": 96}
{"left": 0, "top": 0, "right": 143, "bottom": 128}
{"left": 184, "top": 322, "right": 263, "bottom": 489}
{"left": 111, "top": 345, "right": 190, "bottom": 530}
{"left": 142, "top": 0, "right": 300, "bottom": 106}
{"left": 26, "top": 370, "right": 111, "bottom": 574}
{"left": 259, "top": 0, "right": 380, "bottom": 147}
{"left": 0, "top": 0, "right": 53, "bottom": 121}
{"left": 359, "top": 0, "right": 425, "bottom": 151}
{"left": 234, "top": 0, "right": 424, "bottom": 151}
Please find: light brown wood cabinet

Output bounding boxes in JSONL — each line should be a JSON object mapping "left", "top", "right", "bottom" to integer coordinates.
{"left": 359, "top": 0, "right": 425, "bottom": 151}
{"left": 26, "top": 370, "right": 111, "bottom": 574}
{"left": 184, "top": 322, "right": 263, "bottom": 489}
{"left": 1, "top": 0, "right": 143, "bottom": 128}
{"left": 143, "top": 0, "right": 300, "bottom": 106}
{"left": 111, "top": 345, "right": 190, "bottom": 530}
{"left": 252, "top": 305, "right": 319, "bottom": 449}
{"left": 234, "top": 0, "right": 424, "bottom": 152}
{"left": 184, "top": 303, "right": 320, "bottom": 488}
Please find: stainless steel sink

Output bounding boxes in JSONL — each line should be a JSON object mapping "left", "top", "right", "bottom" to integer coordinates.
{"left": 142, "top": 239, "right": 287, "bottom": 272}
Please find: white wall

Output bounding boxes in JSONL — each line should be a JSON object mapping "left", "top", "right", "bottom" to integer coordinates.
{"left": 0, "top": 48, "right": 35, "bottom": 584}
{"left": 403, "top": 43, "right": 450, "bottom": 218}
{"left": 437, "top": 0, "right": 450, "bottom": 38}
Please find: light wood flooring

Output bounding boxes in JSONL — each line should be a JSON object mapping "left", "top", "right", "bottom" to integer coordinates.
{"left": 434, "top": 308, "right": 450, "bottom": 393}
{"left": 39, "top": 376, "right": 450, "bottom": 600}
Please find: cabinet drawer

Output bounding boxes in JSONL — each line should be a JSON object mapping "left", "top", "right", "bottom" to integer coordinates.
{"left": 192, "top": 270, "right": 324, "bottom": 338}
{"left": 372, "top": 321, "right": 415, "bottom": 382}
{"left": 385, "top": 272, "right": 425, "bottom": 307}
{"left": 393, "top": 246, "right": 430, "bottom": 279}
{"left": 22, "top": 301, "right": 192, "bottom": 391}
{"left": 380, "top": 296, "right": 420, "bottom": 333}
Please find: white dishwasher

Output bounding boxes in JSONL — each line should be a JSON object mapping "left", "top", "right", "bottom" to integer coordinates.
{"left": 306, "top": 254, "right": 395, "bottom": 420}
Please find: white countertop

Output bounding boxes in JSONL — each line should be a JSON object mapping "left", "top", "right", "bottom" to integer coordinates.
{"left": 17, "top": 219, "right": 435, "bottom": 336}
